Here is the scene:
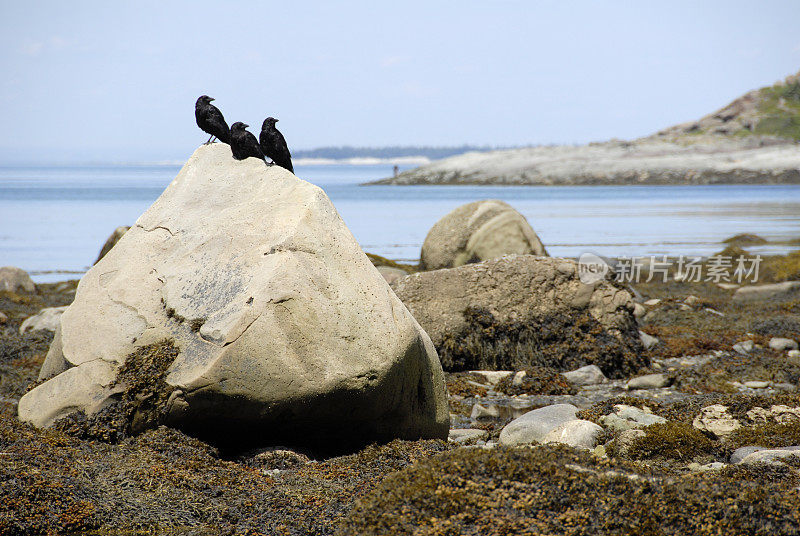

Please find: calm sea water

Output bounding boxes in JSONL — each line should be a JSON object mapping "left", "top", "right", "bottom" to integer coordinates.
{"left": 1, "top": 163, "right": 800, "bottom": 282}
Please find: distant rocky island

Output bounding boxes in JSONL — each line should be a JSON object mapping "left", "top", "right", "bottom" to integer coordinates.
{"left": 293, "top": 144, "right": 508, "bottom": 160}
{"left": 370, "top": 71, "right": 800, "bottom": 186}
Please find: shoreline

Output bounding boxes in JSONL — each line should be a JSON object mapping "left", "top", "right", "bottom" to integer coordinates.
{"left": 367, "top": 175, "right": 800, "bottom": 186}
{"left": 368, "top": 135, "right": 800, "bottom": 186}
{"left": 25, "top": 242, "right": 800, "bottom": 285}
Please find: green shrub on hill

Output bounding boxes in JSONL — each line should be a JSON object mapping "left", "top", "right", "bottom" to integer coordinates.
{"left": 753, "top": 79, "right": 800, "bottom": 141}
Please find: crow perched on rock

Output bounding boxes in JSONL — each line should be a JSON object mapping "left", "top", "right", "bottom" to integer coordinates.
{"left": 195, "top": 95, "right": 230, "bottom": 144}
{"left": 260, "top": 117, "right": 294, "bottom": 173}
{"left": 230, "top": 122, "right": 268, "bottom": 163}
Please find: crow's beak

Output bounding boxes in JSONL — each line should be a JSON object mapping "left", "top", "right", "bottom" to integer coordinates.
{"left": 275, "top": 119, "right": 279, "bottom": 123}
{"left": 209, "top": 98, "right": 215, "bottom": 102}
{"left": 243, "top": 124, "right": 249, "bottom": 128}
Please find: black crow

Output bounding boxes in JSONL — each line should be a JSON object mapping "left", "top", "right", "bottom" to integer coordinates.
{"left": 195, "top": 95, "right": 230, "bottom": 144}
{"left": 230, "top": 122, "right": 268, "bottom": 163}
{"left": 260, "top": 117, "right": 294, "bottom": 173}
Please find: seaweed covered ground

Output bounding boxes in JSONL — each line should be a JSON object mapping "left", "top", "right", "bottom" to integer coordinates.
{"left": 1, "top": 283, "right": 450, "bottom": 535}
{"left": 341, "top": 446, "right": 800, "bottom": 536}
{"left": 2, "top": 248, "right": 800, "bottom": 534}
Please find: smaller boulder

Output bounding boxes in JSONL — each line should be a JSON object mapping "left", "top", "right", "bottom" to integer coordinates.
{"left": 448, "top": 428, "right": 489, "bottom": 444}
{"left": 0, "top": 266, "right": 35, "bottom": 293}
{"left": 392, "top": 255, "right": 645, "bottom": 376}
{"left": 737, "top": 448, "right": 800, "bottom": 466}
{"left": 733, "top": 340, "right": 754, "bottom": 355}
{"left": 95, "top": 226, "right": 131, "bottom": 264}
{"left": 639, "top": 331, "right": 660, "bottom": 350}
{"left": 420, "top": 200, "right": 547, "bottom": 270}
{"left": 733, "top": 282, "right": 800, "bottom": 303}
{"left": 498, "top": 404, "right": 578, "bottom": 446}
{"left": 692, "top": 404, "right": 740, "bottom": 438}
{"left": 613, "top": 429, "right": 646, "bottom": 457}
{"left": 730, "top": 445, "right": 800, "bottom": 464}
{"left": 730, "top": 446, "right": 766, "bottom": 464}
{"left": 687, "top": 462, "right": 727, "bottom": 472}
{"left": 471, "top": 403, "right": 501, "bottom": 420}
{"left": 562, "top": 365, "right": 607, "bottom": 386}
{"left": 376, "top": 266, "right": 408, "bottom": 285}
{"left": 469, "top": 371, "right": 514, "bottom": 385}
{"left": 542, "top": 419, "right": 603, "bottom": 449}
{"left": 511, "top": 371, "right": 527, "bottom": 386}
{"left": 601, "top": 404, "right": 666, "bottom": 432}
{"left": 684, "top": 295, "right": 701, "bottom": 306}
{"left": 745, "top": 405, "right": 800, "bottom": 424}
{"left": 769, "top": 337, "right": 799, "bottom": 352}
{"left": 19, "top": 306, "right": 68, "bottom": 334}
{"left": 626, "top": 373, "right": 670, "bottom": 390}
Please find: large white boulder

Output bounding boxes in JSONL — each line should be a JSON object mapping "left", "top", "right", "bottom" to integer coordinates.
{"left": 18, "top": 144, "right": 449, "bottom": 451}
{"left": 420, "top": 200, "right": 547, "bottom": 270}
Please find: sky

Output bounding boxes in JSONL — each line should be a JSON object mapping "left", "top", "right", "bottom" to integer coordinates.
{"left": 1, "top": 1, "right": 799, "bottom": 163}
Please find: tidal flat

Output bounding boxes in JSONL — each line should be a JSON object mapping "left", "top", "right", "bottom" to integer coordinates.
{"left": 2, "top": 248, "right": 800, "bottom": 535}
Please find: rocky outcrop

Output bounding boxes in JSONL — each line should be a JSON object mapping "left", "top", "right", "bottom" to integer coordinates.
{"left": 371, "top": 71, "right": 800, "bottom": 186}
{"left": 0, "top": 266, "right": 35, "bottom": 293}
{"left": 420, "top": 200, "right": 547, "bottom": 270}
{"left": 391, "top": 255, "right": 645, "bottom": 377}
{"left": 658, "top": 71, "right": 800, "bottom": 139}
{"left": 370, "top": 137, "right": 800, "bottom": 186}
{"left": 95, "top": 226, "right": 131, "bottom": 264}
{"left": 18, "top": 144, "right": 449, "bottom": 453}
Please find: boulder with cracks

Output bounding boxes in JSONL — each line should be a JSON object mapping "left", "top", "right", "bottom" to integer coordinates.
{"left": 18, "top": 144, "right": 449, "bottom": 454}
